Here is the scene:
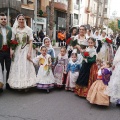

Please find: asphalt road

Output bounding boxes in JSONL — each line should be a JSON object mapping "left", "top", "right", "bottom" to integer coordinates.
{"left": 0, "top": 48, "right": 120, "bottom": 120}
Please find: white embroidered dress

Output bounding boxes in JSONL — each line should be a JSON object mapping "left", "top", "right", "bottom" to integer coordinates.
{"left": 8, "top": 26, "right": 37, "bottom": 89}
{"left": 33, "top": 54, "right": 55, "bottom": 87}
{"left": 106, "top": 46, "right": 120, "bottom": 103}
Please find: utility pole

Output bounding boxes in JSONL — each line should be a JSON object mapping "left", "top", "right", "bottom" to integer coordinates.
{"left": 66, "top": 0, "right": 71, "bottom": 34}
{"left": 49, "top": 0, "right": 54, "bottom": 40}
{"left": 100, "top": 0, "right": 105, "bottom": 32}
{"left": 95, "top": 0, "right": 100, "bottom": 30}
{"left": 34, "top": 0, "right": 37, "bottom": 34}
{"left": 87, "top": 0, "right": 90, "bottom": 25}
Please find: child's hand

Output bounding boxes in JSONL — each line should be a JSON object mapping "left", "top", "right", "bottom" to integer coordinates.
{"left": 64, "top": 71, "right": 67, "bottom": 74}
{"left": 48, "top": 64, "right": 52, "bottom": 67}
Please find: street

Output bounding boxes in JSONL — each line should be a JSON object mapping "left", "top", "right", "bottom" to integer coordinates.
{"left": 0, "top": 48, "right": 120, "bottom": 120}
{"left": 0, "top": 89, "right": 120, "bottom": 120}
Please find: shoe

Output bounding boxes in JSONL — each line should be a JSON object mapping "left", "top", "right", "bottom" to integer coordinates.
{"left": 6, "top": 83, "right": 12, "bottom": 90}
{"left": 0, "top": 88, "right": 3, "bottom": 93}
{"left": 116, "top": 104, "right": 120, "bottom": 107}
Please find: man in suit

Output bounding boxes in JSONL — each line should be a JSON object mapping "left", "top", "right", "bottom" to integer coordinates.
{"left": 0, "top": 13, "right": 12, "bottom": 92}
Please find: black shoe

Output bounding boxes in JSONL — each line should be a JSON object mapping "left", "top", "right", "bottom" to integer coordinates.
{"left": 116, "top": 104, "right": 120, "bottom": 107}
{"left": 0, "top": 88, "right": 3, "bottom": 93}
{"left": 6, "top": 83, "right": 12, "bottom": 90}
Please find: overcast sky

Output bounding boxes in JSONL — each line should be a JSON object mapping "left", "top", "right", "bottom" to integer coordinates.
{"left": 110, "top": 0, "right": 120, "bottom": 17}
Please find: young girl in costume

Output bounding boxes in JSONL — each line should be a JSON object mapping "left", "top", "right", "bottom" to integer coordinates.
{"left": 87, "top": 61, "right": 112, "bottom": 106}
{"left": 32, "top": 46, "right": 55, "bottom": 92}
{"left": 54, "top": 47, "right": 68, "bottom": 88}
{"left": 65, "top": 50, "right": 81, "bottom": 91}
{"left": 75, "top": 37, "right": 98, "bottom": 97}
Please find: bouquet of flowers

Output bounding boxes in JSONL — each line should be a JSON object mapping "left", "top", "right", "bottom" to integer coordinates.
{"left": 10, "top": 40, "right": 19, "bottom": 50}
{"left": 70, "top": 39, "right": 78, "bottom": 47}
{"left": 10, "top": 40, "right": 19, "bottom": 61}
{"left": 83, "top": 51, "right": 89, "bottom": 58}
{"left": 102, "top": 38, "right": 112, "bottom": 44}
{"left": 46, "top": 57, "right": 51, "bottom": 76}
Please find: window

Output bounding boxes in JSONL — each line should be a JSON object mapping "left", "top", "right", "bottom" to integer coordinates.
{"left": 74, "top": 14, "right": 78, "bottom": 19}
{"left": 76, "top": 0, "right": 79, "bottom": 4}
{"left": 22, "top": 0, "right": 28, "bottom": 4}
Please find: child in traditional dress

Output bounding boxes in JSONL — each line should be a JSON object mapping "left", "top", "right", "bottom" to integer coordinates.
{"left": 54, "top": 47, "right": 68, "bottom": 88}
{"left": 32, "top": 46, "right": 55, "bottom": 92}
{"left": 87, "top": 61, "right": 112, "bottom": 106}
{"left": 75, "top": 37, "right": 98, "bottom": 97}
{"left": 65, "top": 50, "right": 81, "bottom": 91}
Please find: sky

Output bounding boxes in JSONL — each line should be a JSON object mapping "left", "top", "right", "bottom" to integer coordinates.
{"left": 110, "top": 0, "right": 120, "bottom": 17}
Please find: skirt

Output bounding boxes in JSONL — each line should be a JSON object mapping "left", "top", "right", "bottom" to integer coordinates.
{"left": 75, "top": 63, "right": 98, "bottom": 97}
{"left": 87, "top": 80, "right": 109, "bottom": 106}
{"left": 65, "top": 71, "right": 79, "bottom": 91}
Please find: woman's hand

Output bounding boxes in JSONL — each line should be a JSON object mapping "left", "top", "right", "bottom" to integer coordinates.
{"left": 27, "top": 52, "right": 31, "bottom": 61}
{"left": 112, "top": 66, "right": 115, "bottom": 70}
{"left": 10, "top": 49, "right": 14, "bottom": 59}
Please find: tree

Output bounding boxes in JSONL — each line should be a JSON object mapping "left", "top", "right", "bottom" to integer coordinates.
{"left": 49, "top": 0, "right": 54, "bottom": 39}
{"left": 108, "top": 20, "right": 120, "bottom": 33}
{"left": 66, "top": 0, "right": 71, "bottom": 34}
{"left": 95, "top": 0, "right": 100, "bottom": 30}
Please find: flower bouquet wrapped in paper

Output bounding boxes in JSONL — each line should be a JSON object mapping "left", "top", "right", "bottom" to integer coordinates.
{"left": 102, "top": 38, "right": 112, "bottom": 44}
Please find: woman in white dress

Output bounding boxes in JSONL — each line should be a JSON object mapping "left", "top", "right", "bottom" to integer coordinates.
{"left": 97, "top": 31, "right": 107, "bottom": 61}
{"left": 8, "top": 14, "right": 37, "bottom": 90}
{"left": 106, "top": 46, "right": 120, "bottom": 106}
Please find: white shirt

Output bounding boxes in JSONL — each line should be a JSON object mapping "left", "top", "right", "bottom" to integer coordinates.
{"left": 1, "top": 26, "right": 7, "bottom": 45}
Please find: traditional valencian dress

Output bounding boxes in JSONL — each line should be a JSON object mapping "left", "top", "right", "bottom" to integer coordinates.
{"left": 75, "top": 47, "right": 98, "bottom": 97}
{"left": 72, "top": 35, "right": 88, "bottom": 64}
{"left": 65, "top": 60, "right": 81, "bottom": 91}
{"left": 106, "top": 46, "right": 120, "bottom": 105}
{"left": 98, "top": 36, "right": 113, "bottom": 62}
{"left": 33, "top": 54, "right": 55, "bottom": 91}
{"left": 8, "top": 26, "right": 37, "bottom": 89}
{"left": 54, "top": 53, "right": 68, "bottom": 87}
{"left": 87, "top": 68, "right": 112, "bottom": 106}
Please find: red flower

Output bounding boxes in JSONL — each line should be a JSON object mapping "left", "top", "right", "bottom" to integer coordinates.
{"left": 2, "top": 45, "right": 9, "bottom": 51}
{"left": 66, "top": 38, "right": 72, "bottom": 45}
{"left": 84, "top": 52, "right": 89, "bottom": 57}
{"left": 106, "top": 38, "right": 112, "bottom": 44}
{"left": 10, "top": 40, "right": 18, "bottom": 45}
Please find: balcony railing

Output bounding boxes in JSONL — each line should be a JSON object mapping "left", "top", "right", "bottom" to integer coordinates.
{"left": 54, "top": 0, "right": 68, "bottom": 6}
{"left": 74, "top": 4, "right": 79, "bottom": 10}
{"left": 74, "top": 19, "right": 79, "bottom": 25}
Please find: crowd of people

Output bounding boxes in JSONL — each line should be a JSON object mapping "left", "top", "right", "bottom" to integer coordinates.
{"left": 1, "top": 13, "right": 120, "bottom": 108}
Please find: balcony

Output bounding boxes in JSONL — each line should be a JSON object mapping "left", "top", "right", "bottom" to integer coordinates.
{"left": 54, "top": 0, "right": 68, "bottom": 6}
{"left": 0, "top": 0, "right": 21, "bottom": 12}
{"left": 74, "top": 4, "right": 79, "bottom": 10}
{"left": 52, "top": 0, "right": 68, "bottom": 11}
{"left": 85, "top": 7, "right": 90, "bottom": 14}
{"left": 74, "top": 19, "right": 79, "bottom": 25}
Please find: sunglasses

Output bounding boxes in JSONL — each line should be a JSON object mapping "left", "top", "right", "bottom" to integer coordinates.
{"left": 1, "top": 18, "right": 6, "bottom": 20}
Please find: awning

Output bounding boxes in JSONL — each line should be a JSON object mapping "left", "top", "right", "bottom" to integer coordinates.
{"left": 21, "top": 8, "right": 34, "bottom": 18}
